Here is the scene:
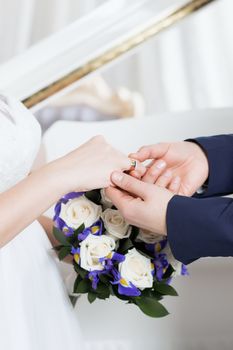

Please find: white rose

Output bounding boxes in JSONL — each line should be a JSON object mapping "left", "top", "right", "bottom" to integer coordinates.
{"left": 101, "top": 208, "right": 131, "bottom": 240}
{"left": 100, "top": 189, "right": 113, "bottom": 209}
{"left": 119, "top": 248, "right": 153, "bottom": 290}
{"left": 60, "top": 195, "right": 102, "bottom": 229}
{"left": 80, "top": 234, "right": 115, "bottom": 271}
{"left": 161, "top": 244, "right": 182, "bottom": 276}
{"left": 137, "top": 229, "right": 164, "bottom": 244}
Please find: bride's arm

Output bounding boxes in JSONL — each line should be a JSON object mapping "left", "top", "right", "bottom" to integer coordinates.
{"left": 38, "top": 215, "right": 73, "bottom": 263}
{"left": 0, "top": 136, "right": 131, "bottom": 248}
{"left": 31, "top": 144, "right": 61, "bottom": 247}
{"left": 37, "top": 215, "right": 57, "bottom": 247}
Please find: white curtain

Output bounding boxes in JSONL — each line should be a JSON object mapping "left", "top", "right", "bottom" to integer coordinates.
{"left": 0, "top": 0, "right": 233, "bottom": 114}
{"left": 103, "top": 0, "right": 233, "bottom": 114}
{"left": 0, "top": 0, "right": 101, "bottom": 62}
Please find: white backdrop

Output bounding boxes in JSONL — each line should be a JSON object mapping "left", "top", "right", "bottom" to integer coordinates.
{"left": 0, "top": 0, "right": 233, "bottom": 114}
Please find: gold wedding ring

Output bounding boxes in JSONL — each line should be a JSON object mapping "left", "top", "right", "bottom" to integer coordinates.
{"left": 129, "top": 159, "right": 137, "bottom": 172}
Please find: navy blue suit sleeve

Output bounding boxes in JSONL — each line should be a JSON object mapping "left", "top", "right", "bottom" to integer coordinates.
{"left": 187, "top": 134, "right": 233, "bottom": 197}
{"left": 167, "top": 195, "right": 233, "bottom": 265}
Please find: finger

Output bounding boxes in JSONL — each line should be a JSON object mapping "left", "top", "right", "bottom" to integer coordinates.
{"left": 129, "top": 143, "right": 169, "bottom": 162}
{"left": 121, "top": 157, "right": 132, "bottom": 171}
{"left": 129, "top": 163, "right": 147, "bottom": 179}
{"left": 168, "top": 176, "right": 181, "bottom": 194}
{"left": 105, "top": 186, "right": 135, "bottom": 212}
{"left": 125, "top": 160, "right": 146, "bottom": 175}
{"left": 111, "top": 171, "right": 149, "bottom": 199}
{"left": 142, "top": 159, "right": 166, "bottom": 184}
{"left": 136, "top": 162, "right": 147, "bottom": 175}
{"left": 155, "top": 170, "right": 173, "bottom": 188}
{"left": 129, "top": 170, "right": 142, "bottom": 179}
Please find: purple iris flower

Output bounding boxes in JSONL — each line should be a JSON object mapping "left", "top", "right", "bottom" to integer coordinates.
{"left": 118, "top": 283, "right": 141, "bottom": 297}
{"left": 88, "top": 271, "right": 100, "bottom": 289}
{"left": 110, "top": 252, "right": 125, "bottom": 263}
{"left": 102, "top": 258, "right": 120, "bottom": 274}
{"left": 154, "top": 239, "right": 167, "bottom": 253}
{"left": 98, "top": 252, "right": 125, "bottom": 273}
{"left": 111, "top": 268, "right": 141, "bottom": 297}
{"left": 55, "top": 217, "right": 74, "bottom": 236}
{"left": 154, "top": 253, "right": 169, "bottom": 281}
{"left": 71, "top": 247, "right": 80, "bottom": 264}
{"left": 98, "top": 252, "right": 124, "bottom": 264}
{"left": 111, "top": 267, "right": 122, "bottom": 284}
{"left": 71, "top": 246, "right": 80, "bottom": 255}
{"left": 165, "top": 277, "right": 172, "bottom": 285}
{"left": 78, "top": 220, "right": 103, "bottom": 241}
{"left": 181, "top": 264, "right": 189, "bottom": 276}
{"left": 53, "top": 191, "right": 85, "bottom": 236}
{"left": 88, "top": 269, "right": 111, "bottom": 290}
{"left": 78, "top": 227, "right": 92, "bottom": 241}
{"left": 145, "top": 238, "right": 168, "bottom": 255}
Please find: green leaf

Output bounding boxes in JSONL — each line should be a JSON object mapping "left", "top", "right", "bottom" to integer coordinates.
{"left": 75, "top": 279, "right": 91, "bottom": 294}
{"left": 73, "top": 262, "right": 88, "bottom": 279}
{"left": 155, "top": 283, "right": 178, "bottom": 296}
{"left": 88, "top": 292, "right": 97, "bottom": 304}
{"left": 109, "top": 285, "right": 115, "bottom": 296}
{"left": 141, "top": 288, "right": 163, "bottom": 301}
{"left": 162, "top": 264, "right": 175, "bottom": 279}
{"left": 118, "top": 238, "right": 134, "bottom": 254}
{"left": 85, "top": 190, "right": 101, "bottom": 205}
{"left": 74, "top": 223, "right": 85, "bottom": 236}
{"left": 97, "top": 292, "right": 110, "bottom": 300}
{"left": 53, "top": 227, "right": 71, "bottom": 246}
{"left": 130, "top": 226, "right": 140, "bottom": 241}
{"left": 58, "top": 246, "right": 71, "bottom": 260}
{"left": 99, "top": 274, "right": 110, "bottom": 285}
{"left": 73, "top": 275, "right": 82, "bottom": 293}
{"left": 95, "top": 283, "right": 110, "bottom": 299}
{"left": 135, "top": 297, "right": 169, "bottom": 318}
{"left": 135, "top": 247, "right": 154, "bottom": 260}
{"left": 131, "top": 241, "right": 154, "bottom": 259}
{"left": 151, "top": 291, "right": 163, "bottom": 301}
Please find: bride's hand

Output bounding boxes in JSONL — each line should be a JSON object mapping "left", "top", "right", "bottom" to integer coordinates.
{"left": 50, "top": 135, "right": 132, "bottom": 193}
{"left": 0, "top": 135, "right": 134, "bottom": 247}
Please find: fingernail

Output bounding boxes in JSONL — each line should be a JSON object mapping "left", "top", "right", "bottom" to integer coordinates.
{"left": 112, "top": 171, "right": 123, "bottom": 183}
{"left": 163, "top": 170, "right": 172, "bottom": 178}
{"left": 156, "top": 160, "right": 166, "bottom": 169}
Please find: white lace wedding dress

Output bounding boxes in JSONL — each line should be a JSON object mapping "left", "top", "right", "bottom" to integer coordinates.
{"left": 0, "top": 95, "right": 84, "bottom": 350}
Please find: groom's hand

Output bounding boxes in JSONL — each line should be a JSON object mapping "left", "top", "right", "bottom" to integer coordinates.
{"left": 130, "top": 141, "right": 209, "bottom": 196}
{"left": 105, "top": 172, "right": 175, "bottom": 235}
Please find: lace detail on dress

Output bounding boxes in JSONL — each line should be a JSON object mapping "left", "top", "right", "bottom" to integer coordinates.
{"left": 0, "top": 95, "right": 41, "bottom": 193}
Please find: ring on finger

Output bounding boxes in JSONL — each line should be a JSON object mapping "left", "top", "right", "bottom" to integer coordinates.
{"left": 129, "top": 159, "right": 137, "bottom": 172}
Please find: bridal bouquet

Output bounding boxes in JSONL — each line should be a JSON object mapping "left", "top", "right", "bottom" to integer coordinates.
{"left": 53, "top": 190, "right": 188, "bottom": 318}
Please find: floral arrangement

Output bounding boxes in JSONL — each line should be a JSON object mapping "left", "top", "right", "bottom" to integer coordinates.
{"left": 53, "top": 190, "right": 188, "bottom": 318}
